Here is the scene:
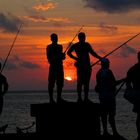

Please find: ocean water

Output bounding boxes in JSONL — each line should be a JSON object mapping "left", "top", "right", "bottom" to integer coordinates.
{"left": 0, "top": 91, "right": 137, "bottom": 140}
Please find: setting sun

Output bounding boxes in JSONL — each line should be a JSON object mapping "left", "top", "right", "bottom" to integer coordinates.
{"left": 65, "top": 76, "right": 72, "bottom": 81}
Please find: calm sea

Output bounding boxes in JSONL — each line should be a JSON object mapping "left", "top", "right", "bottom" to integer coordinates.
{"left": 0, "top": 91, "right": 137, "bottom": 140}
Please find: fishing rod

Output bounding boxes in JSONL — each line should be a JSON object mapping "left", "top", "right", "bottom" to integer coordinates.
{"left": 91, "top": 32, "right": 140, "bottom": 67}
{"left": 63, "top": 25, "right": 84, "bottom": 54}
{"left": 1, "top": 23, "right": 23, "bottom": 73}
{"left": 115, "top": 81, "right": 126, "bottom": 96}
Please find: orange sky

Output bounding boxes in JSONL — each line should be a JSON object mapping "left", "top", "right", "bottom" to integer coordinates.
{"left": 0, "top": 0, "right": 140, "bottom": 90}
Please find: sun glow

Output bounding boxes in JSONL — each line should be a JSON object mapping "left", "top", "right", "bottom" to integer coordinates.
{"left": 65, "top": 76, "right": 72, "bottom": 81}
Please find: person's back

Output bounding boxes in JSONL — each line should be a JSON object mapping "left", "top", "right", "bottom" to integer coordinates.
{"left": 47, "top": 44, "right": 63, "bottom": 66}
{"left": 46, "top": 33, "right": 65, "bottom": 103}
{"left": 47, "top": 33, "right": 64, "bottom": 65}
{"left": 126, "top": 62, "right": 140, "bottom": 90}
{"left": 96, "top": 68, "right": 116, "bottom": 94}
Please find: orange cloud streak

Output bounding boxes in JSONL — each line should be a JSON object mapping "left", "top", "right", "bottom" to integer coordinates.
{"left": 33, "top": 2, "right": 57, "bottom": 11}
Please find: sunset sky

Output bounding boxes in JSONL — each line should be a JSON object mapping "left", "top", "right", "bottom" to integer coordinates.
{"left": 0, "top": 0, "right": 140, "bottom": 91}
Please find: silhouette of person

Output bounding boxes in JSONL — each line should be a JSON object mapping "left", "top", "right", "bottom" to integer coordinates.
{"left": 46, "top": 33, "right": 66, "bottom": 103}
{"left": 126, "top": 51, "right": 140, "bottom": 140}
{"left": 0, "top": 62, "right": 8, "bottom": 116}
{"left": 95, "top": 58, "right": 125, "bottom": 136}
{"left": 67, "top": 32, "right": 102, "bottom": 103}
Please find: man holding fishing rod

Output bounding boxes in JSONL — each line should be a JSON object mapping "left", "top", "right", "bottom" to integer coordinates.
{"left": 67, "top": 32, "right": 102, "bottom": 103}
{"left": 46, "top": 33, "right": 66, "bottom": 104}
{"left": 92, "top": 32, "right": 139, "bottom": 137}
{"left": 0, "top": 23, "right": 22, "bottom": 131}
{"left": 46, "top": 26, "right": 84, "bottom": 103}
{"left": 95, "top": 58, "right": 125, "bottom": 137}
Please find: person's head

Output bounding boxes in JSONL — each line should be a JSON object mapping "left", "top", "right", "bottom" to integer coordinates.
{"left": 101, "top": 58, "right": 110, "bottom": 69}
{"left": 50, "top": 33, "right": 58, "bottom": 44}
{"left": 137, "top": 51, "right": 140, "bottom": 63}
{"left": 78, "top": 32, "right": 86, "bottom": 42}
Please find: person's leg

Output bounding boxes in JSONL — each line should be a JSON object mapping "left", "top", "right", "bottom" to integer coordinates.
{"left": 56, "top": 66, "right": 65, "bottom": 103}
{"left": 57, "top": 86, "right": 62, "bottom": 102}
{"left": 100, "top": 101, "right": 110, "bottom": 135}
{"left": 108, "top": 114, "right": 119, "bottom": 135}
{"left": 84, "top": 85, "right": 89, "bottom": 101}
{"left": 48, "top": 83, "right": 55, "bottom": 103}
{"left": 136, "top": 113, "right": 140, "bottom": 140}
{"left": 101, "top": 113, "right": 108, "bottom": 135}
{"left": 48, "top": 67, "right": 55, "bottom": 103}
{"left": 77, "top": 83, "right": 82, "bottom": 102}
{"left": 108, "top": 99, "right": 119, "bottom": 136}
{"left": 0, "top": 96, "right": 3, "bottom": 116}
{"left": 84, "top": 69, "right": 91, "bottom": 102}
{"left": 77, "top": 69, "right": 83, "bottom": 102}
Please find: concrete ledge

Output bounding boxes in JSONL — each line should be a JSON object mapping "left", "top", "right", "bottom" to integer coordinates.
{"left": 30, "top": 102, "right": 101, "bottom": 138}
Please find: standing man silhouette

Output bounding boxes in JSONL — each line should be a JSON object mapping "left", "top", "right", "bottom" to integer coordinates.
{"left": 95, "top": 58, "right": 125, "bottom": 136}
{"left": 67, "top": 32, "right": 102, "bottom": 102}
{"left": 46, "top": 33, "right": 66, "bottom": 103}
{"left": 126, "top": 51, "right": 140, "bottom": 140}
{"left": 0, "top": 62, "right": 9, "bottom": 116}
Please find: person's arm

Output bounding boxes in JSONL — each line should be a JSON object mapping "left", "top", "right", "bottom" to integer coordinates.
{"left": 115, "top": 78, "right": 126, "bottom": 86}
{"left": 126, "top": 70, "right": 133, "bottom": 89}
{"left": 2, "top": 77, "right": 8, "bottom": 96}
{"left": 88, "top": 44, "right": 102, "bottom": 60}
{"left": 67, "top": 45, "right": 78, "bottom": 61}
{"left": 46, "top": 46, "right": 51, "bottom": 64}
{"left": 61, "top": 45, "right": 66, "bottom": 60}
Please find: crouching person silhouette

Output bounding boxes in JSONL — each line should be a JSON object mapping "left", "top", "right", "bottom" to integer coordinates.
{"left": 95, "top": 58, "right": 125, "bottom": 137}
{"left": 46, "top": 33, "right": 66, "bottom": 103}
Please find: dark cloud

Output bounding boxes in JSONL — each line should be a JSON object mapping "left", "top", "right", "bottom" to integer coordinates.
{"left": 97, "top": 49, "right": 107, "bottom": 55}
{"left": 0, "top": 58, "right": 17, "bottom": 70}
{"left": 99, "top": 22, "right": 118, "bottom": 34}
{"left": 83, "top": 0, "right": 140, "bottom": 13}
{"left": 20, "top": 61, "right": 40, "bottom": 69}
{"left": 0, "top": 55, "right": 40, "bottom": 70}
{"left": 0, "top": 12, "right": 22, "bottom": 33}
{"left": 120, "top": 44, "right": 137, "bottom": 57}
{"left": 14, "top": 55, "right": 40, "bottom": 69}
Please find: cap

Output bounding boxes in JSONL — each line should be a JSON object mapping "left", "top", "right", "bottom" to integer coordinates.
{"left": 101, "top": 58, "right": 110, "bottom": 63}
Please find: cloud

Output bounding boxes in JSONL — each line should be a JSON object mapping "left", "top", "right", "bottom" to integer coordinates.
{"left": 120, "top": 44, "right": 137, "bottom": 57}
{"left": 83, "top": 0, "right": 140, "bottom": 13}
{"left": 99, "top": 22, "right": 118, "bottom": 34}
{"left": 0, "top": 58, "right": 17, "bottom": 70}
{"left": 23, "top": 6, "right": 71, "bottom": 23}
{"left": 0, "top": 12, "right": 22, "bottom": 33}
{"left": 14, "top": 55, "right": 40, "bottom": 69}
{"left": 20, "top": 61, "right": 40, "bottom": 69}
{"left": 0, "top": 55, "right": 40, "bottom": 70}
{"left": 97, "top": 49, "right": 107, "bottom": 55}
{"left": 23, "top": 16, "right": 71, "bottom": 23}
{"left": 33, "top": 2, "right": 57, "bottom": 11}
